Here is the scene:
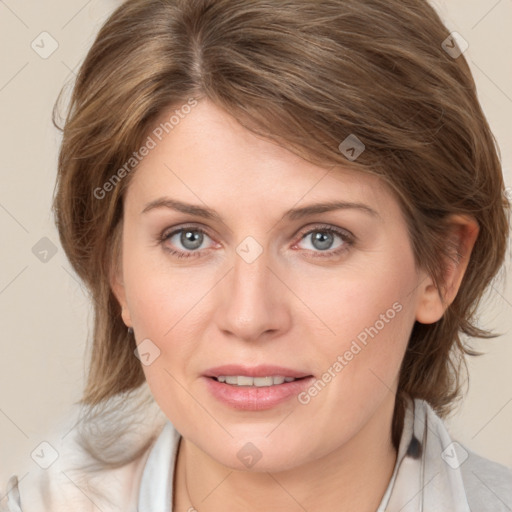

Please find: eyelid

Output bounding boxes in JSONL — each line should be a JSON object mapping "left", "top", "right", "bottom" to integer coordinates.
{"left": 290, "top": 223, "right": 355, "bottom": 258}
{"left": 160, "top": 223, "right": 213, "bottom": 241}
{"left": 159, "top": 224, "right": 219, "bottom": 251}
{"left": 295, "top": 223, "right": 355, "bottom": 243}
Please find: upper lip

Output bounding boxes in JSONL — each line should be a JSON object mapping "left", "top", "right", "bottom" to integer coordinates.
{"left": 204, "top": 365, "right": 313, "bottom": 379}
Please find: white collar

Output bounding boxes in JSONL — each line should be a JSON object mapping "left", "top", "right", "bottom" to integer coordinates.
{"left": 137, "top": 398, "right": 471, "bottom": 511}
{"left": 138, "top": 420, "right": 181, "bottom": 512}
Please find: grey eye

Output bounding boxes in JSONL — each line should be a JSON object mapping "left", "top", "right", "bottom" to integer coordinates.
{"left": 298, "top": 229, "right": 345, "bottom": 252}
{"left": 310, "top": 231, "right": 335, "bottom": 250}
{"left": 178, "top": 229, "right": 205, "bottom": 250}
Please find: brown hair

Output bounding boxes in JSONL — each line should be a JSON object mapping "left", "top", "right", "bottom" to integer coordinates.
{"left": 53, "top": 0, "right": 509, "bottom": 454}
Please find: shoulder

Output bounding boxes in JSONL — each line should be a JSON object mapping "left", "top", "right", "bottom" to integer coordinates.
{"left": 0, "top": 428, "right": 159, "bottom": 512}
{"left": 1, "top": 452, "right": 152, "bottom": 512}
{"left": 460, "top": 446, "right": 512, "bottom": 511}
{"left": 0, "top": 475, "right": 21, "bottom": 512}
{"left": 1, "top": 388, "right": 168, "bottom": 512}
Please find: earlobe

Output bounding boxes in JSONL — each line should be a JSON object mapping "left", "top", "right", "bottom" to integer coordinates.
{"left": 415, "top": 214, "right": 479, "bottom": 324}
{"left": 109, "top": 224, "right": 133, "bottom": 329}
{"left": 415, "top": 275, "right": 446, "bottom": 324}
{"left": 109, "top": 267, "right": 133, "bottom": 328}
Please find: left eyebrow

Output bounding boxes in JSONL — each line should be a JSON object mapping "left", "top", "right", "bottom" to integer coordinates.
{"left": 283, "top": 200, "right": 380, "bottom": 221}
{"left": 141, "top": 197, "right": 380, "bottom": 221}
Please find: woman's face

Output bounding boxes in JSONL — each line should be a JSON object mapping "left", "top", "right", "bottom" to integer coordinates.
{"left": 112, "top": 99, "right": 437, "bottom": 472}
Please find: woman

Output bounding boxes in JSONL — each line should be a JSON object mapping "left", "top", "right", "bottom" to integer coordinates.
{"left": 2, "top": 0, "right": 511, "bottom": 510}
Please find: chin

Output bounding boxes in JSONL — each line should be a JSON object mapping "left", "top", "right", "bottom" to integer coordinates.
{"left": 192, "top": 432, "right": 316, "bottom": 474}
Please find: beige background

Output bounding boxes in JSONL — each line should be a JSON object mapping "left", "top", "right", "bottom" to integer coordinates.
{"left": 1, "top": 0, "right": 511, "bottom": 485}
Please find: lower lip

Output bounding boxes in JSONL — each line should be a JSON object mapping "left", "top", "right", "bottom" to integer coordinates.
{"left": 203, "top": 376, "right": 315, "bottom": 411}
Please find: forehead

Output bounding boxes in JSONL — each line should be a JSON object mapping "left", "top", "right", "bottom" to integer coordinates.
{"left": 125, "top": 100, "right": 397, "bottom": 220}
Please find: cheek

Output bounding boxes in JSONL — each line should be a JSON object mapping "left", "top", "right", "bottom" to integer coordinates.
{"left": 122, "top": 257, "right": 209, "bottom": 386}
{"left": 307, "top": 262, "right": 415, "bottom": 349}
{"left": 123, "top": 245, "right": 205, "bottom": 336}
{"left": 306, "top": 254, "right": 418, "bottom": 394}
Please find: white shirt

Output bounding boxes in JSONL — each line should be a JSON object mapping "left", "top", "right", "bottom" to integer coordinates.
{"left": 2, "top": 397, "right": 511, "bottom": 511}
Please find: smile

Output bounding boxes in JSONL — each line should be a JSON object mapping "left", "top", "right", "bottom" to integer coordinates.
{"left": 214, "top": 375, "right": 300, "bottom": 386}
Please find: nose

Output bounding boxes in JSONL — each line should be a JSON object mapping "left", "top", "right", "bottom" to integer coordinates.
{"left": 214, "top": 245, "right": 292, "bottom": 343}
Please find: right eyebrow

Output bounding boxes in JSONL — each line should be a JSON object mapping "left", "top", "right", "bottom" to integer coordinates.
{"left": 141, "top": 197, "right": 221, "bottom": 220}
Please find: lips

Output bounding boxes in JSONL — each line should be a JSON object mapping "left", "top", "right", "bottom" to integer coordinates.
{"left": 203, "top": 364, "right": 313, "bottom": 379}
{"left": 204, "top": 373, "right": 316, "bottom": 410}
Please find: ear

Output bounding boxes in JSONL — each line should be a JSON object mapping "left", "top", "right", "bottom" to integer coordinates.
{"left": 109, "top": 255, "right": 133, "bottom": 329}
{"left": 415, "top": 214, "right": 479, "bottom": 324}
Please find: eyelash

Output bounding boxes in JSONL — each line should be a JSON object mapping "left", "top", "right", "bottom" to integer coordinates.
{"left": 158, "top": 224, "right": 354, "bottom": 260}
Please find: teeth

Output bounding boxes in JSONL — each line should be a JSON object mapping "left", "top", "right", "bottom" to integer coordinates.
{"left": 215, "top": 376, "right": 298, "bottom": 386}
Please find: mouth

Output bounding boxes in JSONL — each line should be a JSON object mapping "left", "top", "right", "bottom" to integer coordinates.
{"left": 204, "top": 364, "right": 313, "bottom": 386}
{"left": 204, "top": 372, "right": 316, "bottom": 410}
{"left": 209, "top": 375, "right": 311, "bottom": 387}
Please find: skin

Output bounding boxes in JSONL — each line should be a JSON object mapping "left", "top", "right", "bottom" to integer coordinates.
{"left": 111, "top": 99, "right": 479, "bottom": 512}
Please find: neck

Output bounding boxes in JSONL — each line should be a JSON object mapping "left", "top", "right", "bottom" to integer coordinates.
{"left": 173, "top": 395, "right": 398, "bottom": 512}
